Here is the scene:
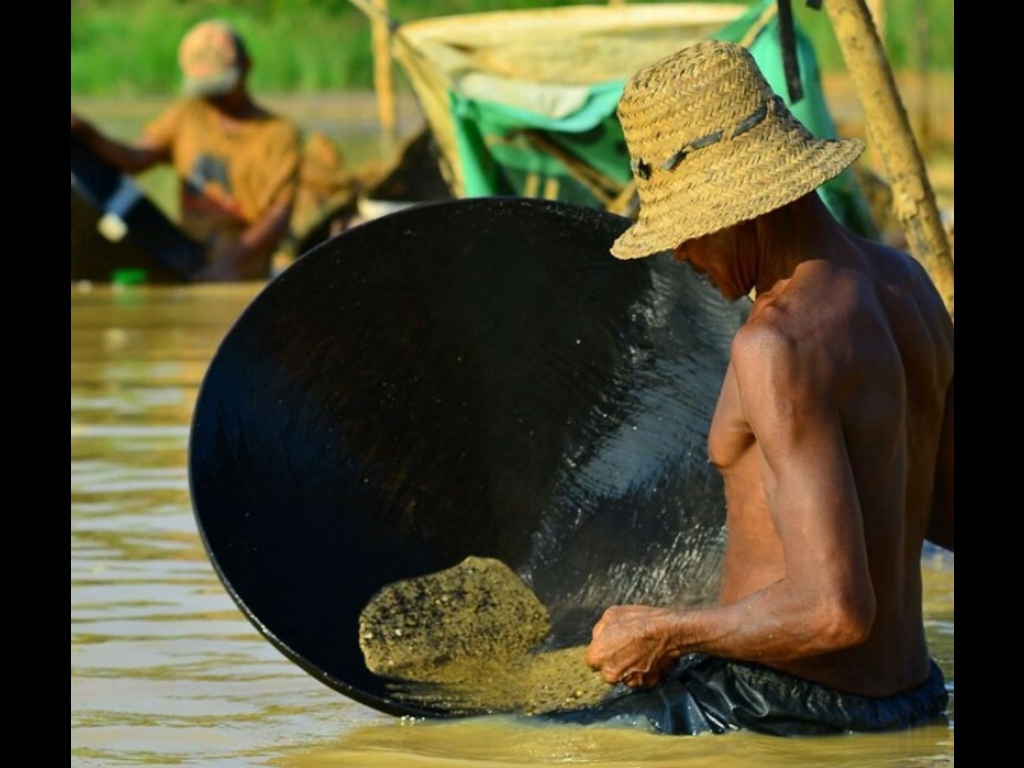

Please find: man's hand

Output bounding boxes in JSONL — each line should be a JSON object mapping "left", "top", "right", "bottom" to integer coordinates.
{"left": 191, "top": 198, "right": 293, "bottom": 282}
{"left": 586, "top": 605, "right": 681, "bottom": 689}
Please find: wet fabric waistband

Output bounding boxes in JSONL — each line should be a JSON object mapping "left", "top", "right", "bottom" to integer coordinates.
{"left": 542, "top": 654, "right": 950, "bottom": 736}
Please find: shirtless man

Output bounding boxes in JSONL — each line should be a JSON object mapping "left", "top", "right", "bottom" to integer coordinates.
{"left": 583, "top": 41, "right": 953, "bottom": 735}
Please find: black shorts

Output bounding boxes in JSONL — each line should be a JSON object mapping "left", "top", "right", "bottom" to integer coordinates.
{"left": 546, "top": 654, "right": 950, "bottom": 736}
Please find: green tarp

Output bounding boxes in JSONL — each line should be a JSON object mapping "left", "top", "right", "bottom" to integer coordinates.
{"left": 443, "top": 0, "right": 876, "bottom": 237}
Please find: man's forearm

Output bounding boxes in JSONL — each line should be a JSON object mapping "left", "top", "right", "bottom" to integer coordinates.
{"left": 663, "top": 579, "right": 874, "bottom": 662}
{"left": 588, "top": 576, "right": 875, "bottom": 686}
{"left": 235, "top": 201, "right": 292, "bottom": 265}
{"left": 71, "top": 116, "right": 164, "bottom": 175}
{"left": 196, "top": 201, "right": 293, "bottom": 281}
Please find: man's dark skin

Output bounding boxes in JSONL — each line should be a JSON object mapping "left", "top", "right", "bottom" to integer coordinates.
{"left": 586, "top": 190, "right": 954, "bottom": 697}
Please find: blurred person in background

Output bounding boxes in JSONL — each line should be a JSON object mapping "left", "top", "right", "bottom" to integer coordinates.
{"left": 71, "top": 19, "right": 302, "bottom": 281}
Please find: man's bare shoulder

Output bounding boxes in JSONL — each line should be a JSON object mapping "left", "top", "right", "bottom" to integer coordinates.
{"left": 730, "top": 311, "right": 794, "bottom": 363}
{"left": 729, "top": 310, "right": 828, "bottom": 400}
{"left": 731, "top": 287, "right": 833, "bottom": 365}
{"left": 729, "top": 273, "right": 870, "bottom": 399}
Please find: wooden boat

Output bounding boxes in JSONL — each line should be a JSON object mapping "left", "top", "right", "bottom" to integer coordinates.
{"left": 70, "top": 134, "right": 205, "bottom": 284}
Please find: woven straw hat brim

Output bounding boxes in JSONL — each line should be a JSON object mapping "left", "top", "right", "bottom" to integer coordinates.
{"left": 610, "top": 120, "right": 864, "bottom": 260}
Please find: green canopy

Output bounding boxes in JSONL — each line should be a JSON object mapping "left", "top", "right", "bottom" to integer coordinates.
{"left": 394, "top": 1, "right": 876, "bottom": 237}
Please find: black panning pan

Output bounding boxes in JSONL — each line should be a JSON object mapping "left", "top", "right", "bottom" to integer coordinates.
{"left": 188, "top": 196, "right": 749, "bottom": 718}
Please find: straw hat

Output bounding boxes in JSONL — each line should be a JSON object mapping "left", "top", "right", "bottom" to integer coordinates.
{"left": 611, "top": 40, "right": 864, "bottom": 260}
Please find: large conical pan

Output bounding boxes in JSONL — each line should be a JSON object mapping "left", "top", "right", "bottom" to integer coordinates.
{"left": 189, "top": 197, "right": 749, "bottom": 717}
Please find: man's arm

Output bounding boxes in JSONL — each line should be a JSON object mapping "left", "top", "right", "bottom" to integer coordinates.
{"left": 71, "top": 111, "right": 168, "bottom": 174}
{"left": 192, "top": 197, "right": 294, "bottom": 282}
{"left": 192, "top": 120, "right": 301, "bottom": 281}
{"left": 587, "top": 323, "right": 877, "bottom": 686}
{"left": 927, "top": 375, "right": 954, "bottom": 552}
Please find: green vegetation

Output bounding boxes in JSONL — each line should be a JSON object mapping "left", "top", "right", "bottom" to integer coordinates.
{"left": 71, "top": 0, "right": 953, "bottom": 96}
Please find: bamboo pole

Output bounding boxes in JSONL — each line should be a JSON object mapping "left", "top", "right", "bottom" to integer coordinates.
{"left": 823, "top": 0, "right": 953, "bottom": 316}
{"left": 866, "top": 0, "right": 886, "bottom": 48}
{"left": 371, "top": 0, "right": 397, "bottom": 156}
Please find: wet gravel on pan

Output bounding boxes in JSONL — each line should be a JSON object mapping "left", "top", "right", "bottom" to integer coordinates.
{"left": 359, "top": 556, "right": 611, "bottom": 715}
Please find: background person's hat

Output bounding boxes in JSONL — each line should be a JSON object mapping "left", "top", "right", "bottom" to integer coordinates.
{"left": 611, "top": 40, "right": 864, "bottom": 260}
{"left": 178, "top": 20, "right": 247, "bottom": 98}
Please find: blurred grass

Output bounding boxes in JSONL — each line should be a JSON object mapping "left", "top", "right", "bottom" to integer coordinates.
{"left": 71, "top": 0, "right": 953, "bottom": 96}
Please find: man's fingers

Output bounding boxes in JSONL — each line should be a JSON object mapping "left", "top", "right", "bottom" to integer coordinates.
{"left": 602, "top": 667, "right": 624, "bottom": 685}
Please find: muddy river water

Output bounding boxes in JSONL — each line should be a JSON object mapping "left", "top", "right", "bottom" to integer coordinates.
{"left": 70, "top": 283, "right": 953, "bottom": 767}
